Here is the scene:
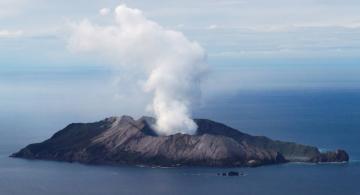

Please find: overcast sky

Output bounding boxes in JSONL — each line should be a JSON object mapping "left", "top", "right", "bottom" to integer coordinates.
{"left": 0, "top": 0, "right": 360, "bottom": 121}
{"left": 1, "top": 0, "right": 360, "bottom": 60}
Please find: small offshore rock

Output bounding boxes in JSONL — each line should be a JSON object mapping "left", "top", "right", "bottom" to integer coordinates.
{"left": 218, "top": 171, "right": 240, "bottom": 176}
{"left": 228, "top": 171, "right": 239, "bottom": 176}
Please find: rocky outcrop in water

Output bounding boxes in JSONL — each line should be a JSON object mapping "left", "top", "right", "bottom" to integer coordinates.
{"left": 11, "top": 116, "right": 349, "bottom": 167}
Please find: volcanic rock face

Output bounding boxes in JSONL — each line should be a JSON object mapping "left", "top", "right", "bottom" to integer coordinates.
{"left": 11, "top": 116, "right": 349, "bottom": 167}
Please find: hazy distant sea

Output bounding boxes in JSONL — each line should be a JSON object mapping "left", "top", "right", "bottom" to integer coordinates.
{"left": 0, "top": 89, "right": 359, "bottom": 195}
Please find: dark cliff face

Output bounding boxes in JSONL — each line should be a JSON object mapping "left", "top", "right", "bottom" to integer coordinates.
{"left": 11, "top": 116, "right": 349, "bottom": 167}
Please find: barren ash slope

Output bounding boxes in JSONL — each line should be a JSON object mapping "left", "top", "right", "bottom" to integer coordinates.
{"left": 11, "top": 116, "right": 349, "bottom": 167}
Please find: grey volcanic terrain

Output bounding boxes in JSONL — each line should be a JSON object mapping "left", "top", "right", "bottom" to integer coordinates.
{"left": 12, "top": 116, "right": 349, "bottom": 167}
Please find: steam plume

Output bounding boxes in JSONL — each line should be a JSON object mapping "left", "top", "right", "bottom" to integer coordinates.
{"left": 68, "top": 4, "right": 208, "bottom": 135}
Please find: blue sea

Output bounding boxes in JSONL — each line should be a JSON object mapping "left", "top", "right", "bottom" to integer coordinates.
{"left": 0, "top": 89, "right": 359, "bottom": 195}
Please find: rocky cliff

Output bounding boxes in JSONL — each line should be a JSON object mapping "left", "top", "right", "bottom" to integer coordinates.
{"left": 11, "top": 116, "right": 349, "bottom": 167}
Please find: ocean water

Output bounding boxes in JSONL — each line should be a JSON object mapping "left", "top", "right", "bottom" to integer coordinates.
{"left": 0, "top": 89, "right": 359, "bottom": 195}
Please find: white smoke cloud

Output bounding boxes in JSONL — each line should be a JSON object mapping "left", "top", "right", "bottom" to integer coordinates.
{"left": 99, "top": 8, "right": 110, "bottom": 16}
{"left": 68, "top": 4, "right": 208, "bottom": 135}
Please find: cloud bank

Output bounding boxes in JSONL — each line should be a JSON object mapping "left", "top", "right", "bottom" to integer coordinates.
{"left": 0, "top": 29, "right": 23, "bottom": 38}
{"left": 68, "top": 4, "right": 208, "bottom": 135}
